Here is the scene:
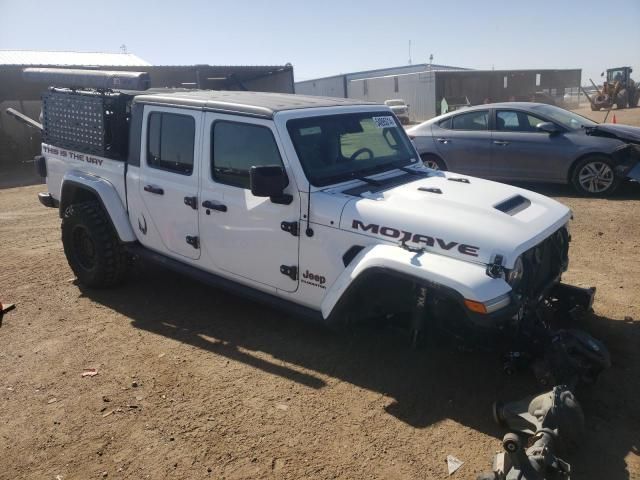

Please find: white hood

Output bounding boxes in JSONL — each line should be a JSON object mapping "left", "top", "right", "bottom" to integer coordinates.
{"left": 338, "top": 171, "right": 571, "bottom": 268}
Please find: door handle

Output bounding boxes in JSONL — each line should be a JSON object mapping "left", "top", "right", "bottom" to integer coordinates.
{"left": 144, "top": 184, "right": 164, "bottom": 195}
{"left": 493, "top": 140, "right": 510, "bottom": 146}
{"left": 437, "top": 137, "right": 451, "bottom": 144}
{"left": 202, "top": 200, "right": 227, "bottom": 212}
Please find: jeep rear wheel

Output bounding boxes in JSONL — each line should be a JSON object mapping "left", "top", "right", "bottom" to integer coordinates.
{"left": 62, "top": 201, "right": 128, "bottom": 288}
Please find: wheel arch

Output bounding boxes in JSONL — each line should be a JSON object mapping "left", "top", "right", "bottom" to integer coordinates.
{"left": 419, "top": 151, "right": 448, "bottom": 170}
{"left": 566, "top": 151, "right": 613, "bottom": 184}
{"left": 60, "top": 172, "right": 136, "bottom": 242}
{"left": 321, "top": 244, "right": 510, "bottom": 323}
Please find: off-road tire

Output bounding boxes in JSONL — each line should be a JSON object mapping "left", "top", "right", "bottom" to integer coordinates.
{"left": 571, "top": 155, "right": 620, "bottom": 197}
{"left": 421, "top": 153, "right": 446, "bottom": 171}
{"left": 62, "top": 201, "right": 128, "bottom": 288}
{"left": 616, "top": 89, "right": 628, "bottom": 109}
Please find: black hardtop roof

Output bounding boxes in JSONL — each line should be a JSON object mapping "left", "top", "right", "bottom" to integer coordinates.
{"left": 132, "top": 90, "right": 377, "bottom": 118}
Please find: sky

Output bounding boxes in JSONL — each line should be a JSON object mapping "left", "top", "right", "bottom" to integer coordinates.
{"left": 1, "top": 0, "right": 638, "bottom": 84}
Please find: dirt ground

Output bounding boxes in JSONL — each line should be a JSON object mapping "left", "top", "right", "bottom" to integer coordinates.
{"left": 573, "top": 104, "right": 640, "bottom": 126}
{"left": 1, "top": 110, "right": 639, "bottom": 480}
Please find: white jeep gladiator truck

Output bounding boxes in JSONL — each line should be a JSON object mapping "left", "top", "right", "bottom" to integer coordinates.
{"left": 24, "top": 68, "right": 598, "bottom": 351}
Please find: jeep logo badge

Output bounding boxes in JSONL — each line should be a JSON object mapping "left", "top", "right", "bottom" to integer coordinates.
{"left": 301, "top": 269, "right": 326, "bottom": 289}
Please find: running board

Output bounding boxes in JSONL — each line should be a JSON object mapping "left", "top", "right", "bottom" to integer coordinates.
{"left": 126, "top": 244, "right": 324, "bottom": 324}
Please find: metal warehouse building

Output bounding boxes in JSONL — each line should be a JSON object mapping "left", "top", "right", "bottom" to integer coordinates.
{"left": 296, "top": 65, "right": 581, "bottom": 123}
{"left": 0, "top": 50, "right": 294, "bottom": 187}
{"left": 295, "top": 63, "right": 467, "bottom": 99}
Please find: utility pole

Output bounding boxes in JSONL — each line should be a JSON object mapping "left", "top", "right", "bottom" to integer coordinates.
{"left": 408, "top": 40, "right": 412, "bottom": 65}
{"left": 120, "top": 44, "right": 127, "bottom": 54}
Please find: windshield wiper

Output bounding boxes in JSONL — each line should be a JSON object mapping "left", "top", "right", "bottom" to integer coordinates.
{"left": 350, "top": 174, "right": 382, "bottom": 186}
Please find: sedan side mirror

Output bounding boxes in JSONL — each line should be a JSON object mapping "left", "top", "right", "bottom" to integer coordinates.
{"left": 250, "top": 165, "right": 289, "bottom": 199}
{"left": 536, "top": 122, "right": 560, "bottom": 135}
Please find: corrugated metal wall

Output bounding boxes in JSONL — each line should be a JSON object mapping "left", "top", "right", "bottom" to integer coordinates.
{"left": 435, "top": 69, "right": 582, "bottom": 114}
{"left": 295, "top": 75, "right": 346, "bottom": 97}
{"left": 347, "top": 71, "right": 437, "bottom": 122}
{"left": 295, "top": 64, "right": 467, "bottom": 97}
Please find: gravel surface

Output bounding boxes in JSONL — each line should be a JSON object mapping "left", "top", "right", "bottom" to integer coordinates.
{"left": 2, "top": 108, "right": 640, "bottom": 479}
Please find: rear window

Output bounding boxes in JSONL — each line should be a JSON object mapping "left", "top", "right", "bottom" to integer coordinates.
{"left": 438, "top": 117, "right": 452, "bottom": 129}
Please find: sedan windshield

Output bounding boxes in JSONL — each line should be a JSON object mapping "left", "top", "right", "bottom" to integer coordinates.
{"left": 287, "top": 112, "right": 416, "bottom": 187}
{"left": 530, "top": 104, "right": 597, "bottom": 130}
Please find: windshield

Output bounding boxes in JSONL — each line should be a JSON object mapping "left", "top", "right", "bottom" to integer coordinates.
{"left": 287, "top": 112, "right": 416, "bottom": 187}
{"left": 530, "top": 104, "right": 597, "bottom": 130}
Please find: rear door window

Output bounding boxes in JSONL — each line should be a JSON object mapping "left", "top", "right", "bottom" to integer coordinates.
{"left": 450, "top": 111, "right": 488, "bottom": 131}
{"left": 438, "top": 117, "right": 452, "bottom": 129}
{"left": 147, "top": 112, "right": 195, "bottom": 175}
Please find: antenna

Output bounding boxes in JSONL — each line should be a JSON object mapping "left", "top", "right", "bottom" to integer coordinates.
{"left": 120, "top": 44, "right": 127, "bottom": 54}
{"left": 429, "top": 53, "right": 434, "bottom": 66}
{"left": 408, "top": 40, "right": 412, "bottom": 65}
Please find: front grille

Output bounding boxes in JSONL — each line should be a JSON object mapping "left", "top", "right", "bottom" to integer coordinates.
{"left": 520, "top": 227, "right": 569, "bottom": 296}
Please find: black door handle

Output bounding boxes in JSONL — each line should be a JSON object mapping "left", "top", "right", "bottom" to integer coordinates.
{"left": 437, "top": 137, "right": 451, "bottom": 144}
{"left": 202, "top": 200, "right": 227, "bottom": 212}
{"left": 144, "top": 185, "right": 164, "bottom": 195}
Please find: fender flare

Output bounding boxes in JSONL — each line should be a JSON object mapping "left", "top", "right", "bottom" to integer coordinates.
{"left": 321, "top": 244, "right": 511, "bottom": 321}
{"left": 59, "top": 171, "right": 136, "bottom": 242}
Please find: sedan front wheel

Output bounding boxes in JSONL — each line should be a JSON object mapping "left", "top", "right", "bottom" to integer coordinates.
{"left": 571, "top": 156, "right": 620, "bottom": 197}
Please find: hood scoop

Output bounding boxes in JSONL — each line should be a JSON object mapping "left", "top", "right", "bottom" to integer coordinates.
{"left": 448, "top": 177, "right": 470, "bottom": 184}
{"left": 494, "top": 195, "right": 531, "bottom": 216}
{"left": 342, "top": 170, "right": 429, "bottom": 196}
{"left": 418, "top": 186, "right": 443, "bottom": 194}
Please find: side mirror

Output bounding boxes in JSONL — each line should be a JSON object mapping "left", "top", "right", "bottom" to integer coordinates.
{"left": 600, "top": 72, "right": 604, "bottom": 77}
{"left": 250, "top": 165, "right": 289, "bottom": 198}
{"left": 536, "top": 122, "right": 560, "bottom": 135}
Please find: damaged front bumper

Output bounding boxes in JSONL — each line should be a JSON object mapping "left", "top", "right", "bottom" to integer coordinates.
{"left": 611, "top": 144, "right": 640, "bottom": 181}
{"left": 464, "top": 281, "right": 595, "bottom": 330}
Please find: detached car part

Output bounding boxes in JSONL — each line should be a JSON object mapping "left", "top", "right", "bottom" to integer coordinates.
{"left": 480, "top": 386, "right": 585, "bottom": 480}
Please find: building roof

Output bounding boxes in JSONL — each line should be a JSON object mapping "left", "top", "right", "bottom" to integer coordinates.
{"left": 0, "top": 50, "right": 151, "bottom": 67}
{"left": 133, "top": 90, "right": 376, "bottom": 117}
{"left": 296, "top": 63, "right": 468, "bottom": 84}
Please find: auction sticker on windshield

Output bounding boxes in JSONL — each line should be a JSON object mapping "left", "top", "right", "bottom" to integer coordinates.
{"left": 372, "top": 116, "right": 396, "bottom": 128}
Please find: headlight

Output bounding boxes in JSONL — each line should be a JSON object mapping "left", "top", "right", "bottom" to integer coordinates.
{"left": 506, "top": 256, "right": 524, "bottom": 289}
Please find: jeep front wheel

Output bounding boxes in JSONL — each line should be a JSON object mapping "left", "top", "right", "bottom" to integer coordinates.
{"left": 62, "top": 201, "right": 128, "bottom": 287}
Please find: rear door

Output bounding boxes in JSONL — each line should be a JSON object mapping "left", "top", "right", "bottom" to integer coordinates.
{"left": 432, "top": 109, "right": 493, "bottom": 177}
{"left": 490, "top": 109, "right": 568, "bottom": 181}
{"left": 138, "top": 107, "right": 202, "bottom": 260}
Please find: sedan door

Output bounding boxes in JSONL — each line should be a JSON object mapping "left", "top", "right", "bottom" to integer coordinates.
{"left": 431, "top": 109, "right": 493, "bottom": 177}
{"left": 490, "top": 110, "right": 570, "bottom": 182}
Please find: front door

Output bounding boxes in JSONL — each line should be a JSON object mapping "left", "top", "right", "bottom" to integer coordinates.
{"left": 490, "top": 109, "right": 568, "bottom": 182}
{"left": 198, "top": 113, "right": 300, "bottom": 292}
{"left": 138, "top": 107, "right": 202, "bottom": 260}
